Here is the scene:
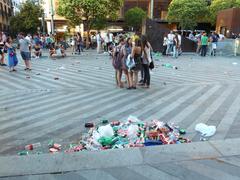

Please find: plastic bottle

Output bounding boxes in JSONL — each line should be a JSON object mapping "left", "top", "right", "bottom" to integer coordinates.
{"left": 25, "top": 142, "right": 41, "bottom": 151}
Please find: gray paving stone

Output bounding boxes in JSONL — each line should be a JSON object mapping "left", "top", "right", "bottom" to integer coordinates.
{"left": 103, "top": 167, "right": 150, "bottom": 180}
{"left": 197, "top": 159, "right": 240, "bottom": 177}
{"left": 127, "top": 165, "right": 181, "bottom": 180}
{"left": 77, "top": 169, "right": 118, "bottom": 180}
{"left": 210, "top": 138, "right": 240, "bottom": 156}
{"left": 142, "top": 141, "right": 221, "bottom": 164}
{"left": 0, "top": 148, "right": 143, "bottom": 177}
{"left": 151, "top": 162, "right": 213, "bottom": 180}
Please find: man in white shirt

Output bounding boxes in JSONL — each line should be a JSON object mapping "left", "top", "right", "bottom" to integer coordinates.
{"left": 177, "top": 33, "right": 182, "bottom": 55}
{"left": 96, "top": 31, "right": 102, "bottom": 54}
{"left": 166, "top": 31, "right": 175, "bottom": 55}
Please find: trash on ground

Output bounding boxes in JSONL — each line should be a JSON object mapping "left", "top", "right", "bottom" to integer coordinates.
{"left": 152, "top": 52, "right": 162, "bottom": 61}
{"left": 195, "top": 123, "right": 216, "bottom": 137}
{"left": 162, "top": 63, "right": 178, "bottom": 70}
{"left": 18, "top": 150, "right": 28, "bottom": 156}
{"left": 232, "top": 62, "right": 238, "bottom": 65}
{"left": 25, "top": 142, "right": 41, "bottom": 151}
{"left": 58, "top": 66, "right": 66, "bottom": 70}
{"left": 18, "top": 115, "right": 191, "bottom": 156}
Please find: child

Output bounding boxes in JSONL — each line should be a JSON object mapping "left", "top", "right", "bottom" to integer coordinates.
{"left": 5, "top": 37, "right": 18, "bottom": 72}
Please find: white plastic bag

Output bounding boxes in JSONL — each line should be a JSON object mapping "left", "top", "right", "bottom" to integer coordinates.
{"left": 195, "top": 123, "right": 216, "bottom": 137}
{"left": 98, "top": 124, "right": 114, "bottom": 137}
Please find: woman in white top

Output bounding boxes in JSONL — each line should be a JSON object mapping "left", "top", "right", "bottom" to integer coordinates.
{"left": 141, "top": 35, "right": 152, "bottom": 88}
{"left": 162, "top": 33, "right": 168, "bottom": 55}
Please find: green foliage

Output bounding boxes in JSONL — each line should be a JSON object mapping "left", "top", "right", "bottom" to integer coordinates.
{"left": 124, "top": 7, "right": 147, "bottom": 31}
{"left": 10, "top": 0, "right": 43, "bottom": 35}
{"left": 167, "top": 0, "right": 208, "bottom": 30}
{"left": 209, "top": 0, "right": 240, "bottom": 24}
{"left": 57, "top": 0, "right": 123, "bottom": 31}
{"left": 91, "top": 17, "right": 107, "bottom": 30}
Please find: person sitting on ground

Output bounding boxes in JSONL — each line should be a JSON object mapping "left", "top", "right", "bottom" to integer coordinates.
{"left": 50, "top": 45, "right": 66, "bottom": 59}
{"left": 34, "top": 43, "right": 42, "bottom": 58}
{"left": 60, "top": 45, "right": 66, "bottom": 57}
{"left": 49, "top": 45, "right": 56, "bottom": 58}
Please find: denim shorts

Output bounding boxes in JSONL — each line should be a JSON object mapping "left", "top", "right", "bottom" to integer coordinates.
{"left": 20, "top": 51, "right": 31, "bottom": 60}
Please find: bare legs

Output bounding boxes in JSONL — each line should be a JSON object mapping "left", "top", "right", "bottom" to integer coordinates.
{"left": 129, "top": 71, "right": 138, "bottom": 88}
{"left": 115, "top": 70, "right": 130, "bottom": 88}
{"left": 24, "top": 60, "right": 31, "bottom": 70}
{"left": 0, "top": 53, "right": 5, "bottom": 65}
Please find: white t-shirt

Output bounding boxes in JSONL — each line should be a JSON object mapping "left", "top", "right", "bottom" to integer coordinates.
{"left": 19, "top": 38, "right": 31, "bottom": 52}
{"left": 105, "top": 35, "right": 109, "bottom": 43}
{"left": 163, "top": 37, "right": 168, "bottom": 46}
{"left": 56, "top": 49, "right": 62, "bottom": 56}
{"left": 178, "top": 35, "right": 182, "bottom": 45}
{"left": 96, "top": 34, "right": 101, "bottom": 43}
{"left": 168, "top": 33, "right": 175, "bottom": 41}
{"left": 109, "top": 33, "right": 113, "bottom": 42}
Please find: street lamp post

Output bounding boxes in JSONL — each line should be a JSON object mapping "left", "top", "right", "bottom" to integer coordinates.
{"left": 150, "top": 0, "right": 154, "bottom": 19}
{"left": 50, "top": 0, "right": 54, "bottom": 34}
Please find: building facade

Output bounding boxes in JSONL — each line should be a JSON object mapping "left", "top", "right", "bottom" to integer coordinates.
{"left": 0, "top": 0, "right": 13, "bottom": 31}
{"left": 216, "top": 8, "right": 240, "bottom": 38}
{"left": 42, "top": 0, "right": 172, "bottom": 34}
{"left": 120, "top": 0, "right": 171, "bottom": 20}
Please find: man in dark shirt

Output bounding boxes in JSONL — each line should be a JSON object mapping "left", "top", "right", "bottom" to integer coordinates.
{"left": 210, "top": 32, "right": 219, "bottom": 56}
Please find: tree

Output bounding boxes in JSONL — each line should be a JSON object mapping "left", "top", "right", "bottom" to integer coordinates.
{"left": 167, "top": 0, "right": 208, "bottom": 30}
{"left": 124, "top": 7, "right": 147, "bottom": 31}
{"left": 57, "top": 0, "right": 123, "bottom": 45}
{"left": 10, "top": 1, "right": 43, "bottom": 36}
{"left": 209, "top": 0, "right": 240, "bottom": 24}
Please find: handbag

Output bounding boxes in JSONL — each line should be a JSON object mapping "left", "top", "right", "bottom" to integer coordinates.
{"left": 149, "top": 61, "right": 154, "bottom": 70}
{"left": 149, "top": 50, "right": 154, "bottom": 70}
{"left": 126, "top": 54, "right": 136, "bottom": 70}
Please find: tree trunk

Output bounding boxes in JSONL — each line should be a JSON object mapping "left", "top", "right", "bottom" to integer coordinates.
{"left": 85, "top": 22, "right": 90, "bottom": 49}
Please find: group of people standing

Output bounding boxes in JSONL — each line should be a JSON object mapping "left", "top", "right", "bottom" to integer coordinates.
{"left": 0, "top": 32, "right": 32, "bottom": 72}
{"left": 112, "top": 34, "right": 153, "bottom": 89}
{"left": 71, "top": 32, "right": 84, "bottom": 55}
{"left": 96, "top": 31, "right": 114, "bottom": 54}
{"left": 196, "top": 31, "right": 220, "bottom": 57}
{"left": 162, "top": 31, "right": 182, "bottom": 58}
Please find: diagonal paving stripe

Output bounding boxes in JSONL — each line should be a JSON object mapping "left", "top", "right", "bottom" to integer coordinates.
{"left": 211, "top": 88, "right": 240, "bottom": 140}
{"left": 186, "top": 85, "right": 236, "bottom": 139}
{"left": 120, "top": 86, "right": 195, "bottom": 121}
{"left": 127, "top": 165, "right": 181, "bottom": 180}
{"left": 168, "top": 85, "right": 221, "bottom": 124}
{"left": 61, "top": 87, "right": 178, "bottom": 139}
{"left": 0, "top": 89, "right": 115, "bottom": 138}
{"left": 178, "top": 161, "right": 240, "bottom": 180}
{"left": 144, "top": 86, "right": 206, "bottom": 121}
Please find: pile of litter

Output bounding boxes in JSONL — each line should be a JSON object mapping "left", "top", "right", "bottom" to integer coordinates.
{"left": 18, "top": 116, "right": 192, "bottom": 155}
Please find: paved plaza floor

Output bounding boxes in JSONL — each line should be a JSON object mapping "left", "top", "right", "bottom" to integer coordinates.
{"left": 0, "top": 50, "right": 240, "bottom": 179}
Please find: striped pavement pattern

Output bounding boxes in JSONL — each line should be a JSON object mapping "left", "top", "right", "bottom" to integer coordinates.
{"left": 0, "top": 51, "right": 240, "bottom": 156}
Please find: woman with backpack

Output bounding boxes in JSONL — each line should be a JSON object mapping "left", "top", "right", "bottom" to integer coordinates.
{"left": 112, "top": 37, "right": 125, "bottom": 88}
{"left": 141, "top": 35, "right": 152, "bottom": 88}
